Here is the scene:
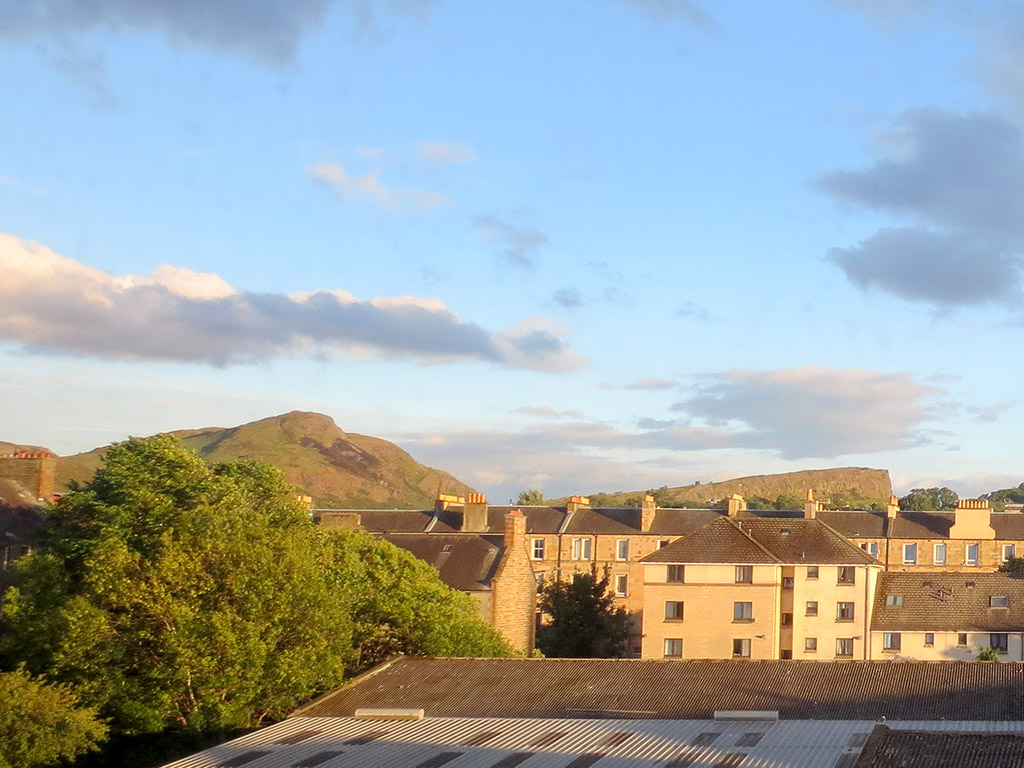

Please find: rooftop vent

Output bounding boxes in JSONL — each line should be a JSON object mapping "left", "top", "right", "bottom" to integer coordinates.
{"left": 353, "top": 709, "right": 423, "bottom": 721}
{"left": 714, "top": 710, "right": 779, "bottom": 722}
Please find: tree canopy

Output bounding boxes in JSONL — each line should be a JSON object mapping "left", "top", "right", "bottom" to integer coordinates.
{"left": 899, "top": 487, "right": 959, "bottom": 511}
{"left": 516, "top": 489, "right": 545, "bottom": 505}
{"left": 536, "top": 566, "right": 630, "bottom": 658}
{"left": 1, "top": 435, "right": 511, "bottom": 741}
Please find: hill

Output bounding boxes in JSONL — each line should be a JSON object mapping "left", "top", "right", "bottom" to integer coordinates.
{"left": 54, "top": 411, "right": 475, "bottom": 509}
{"left": 561, "top": 467, "right": 893, "bottom": 509}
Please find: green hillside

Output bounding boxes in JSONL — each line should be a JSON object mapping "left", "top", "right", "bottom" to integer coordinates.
{"left": 55, "top": 411, "right": 475, "bottom": 509}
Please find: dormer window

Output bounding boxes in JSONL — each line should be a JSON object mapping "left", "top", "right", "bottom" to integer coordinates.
{"left": 886, "top": 595, "right": 903, "bottom": 607}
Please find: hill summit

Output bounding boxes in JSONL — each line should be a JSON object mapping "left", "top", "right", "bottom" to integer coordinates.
{"left": 56, "top": 411, "right": 475, "bottom": 509}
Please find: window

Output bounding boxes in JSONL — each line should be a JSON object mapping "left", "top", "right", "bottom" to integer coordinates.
{"left": 535, "top": 572, "right": 545, "bottom": 592}
{"left": 732, "top": 638, "right": 751, "bottom": 658}
{"left": 924, "top": 633, "right": 934, "bottom": 647}
{"left": 806, "top": 601, "right": 818, "bottom": 617}
{"left": 883, "top": 632, "right": 901, "bottom": 652}
{"left": 838, "top": 566, "right": 855, "bottom": 584}
{"left": 664, "top": 601, "right": 684, "bottom": 621}
{"left": 807, "top": 566, "right": 819, "bottom": 579}
{"left": 836, "top": 638, "right": 854, "bottom": 657}
{"left": 667, "top": 564, "right": 684, "bottom": 583}
{"left": 805, "top": 637, "right": 817, "bottom": 652}
{"left": 783, "top": 576, "right": 794, "bottom": 590}
{"left": 1004, "top": 544, "right": 1016, "bottom": 562}
{"left": 572, "top": 538, "right": 592, "bottom": 560}
{"left": 836, "top": 602, "right": 855, "bottom": 621}
{"left": 781, "top": 613, "right": 793, "bottom": 626}
{"left": 966, "top": 543, "right": 979, "bottom": 566}
{"left": 658, "top": 539, "right": 670, "bottom": 549}
{"left": 614, "top": 574, "right": 628, "bottom": 597}
{"left": 934, "top": 543, "right": 947, "bottom": 566}
{"left": 531, "top": 538, "right": 546, "bottom": 560}
{"left": 992, "top": 633, "right": 1009, "bottom": 653}
{"left": 616, "top": 539, "right": 629, "bottom": 561}
{"left": 860, "top": 542, "right": 879, "bottom": 558}
{"left": 958, "top": 633, "right": 968, "bottom": 647}
{"left": 990, "top": 595, "right": 1009, "bottom": 608}
{"left": 781, "top": 650, "right": 792, "bottom": 659}
{"left": 733, "top": 602, "right": 753, "bottom": 622}
{"left": 886, "top": 595, "right": 904, "bottom": 607}
{"left": 903, "top": 543, "right": 917, "bottom": 565}
{"left": 735, "top": 565, "right": 753, "bottom": 584}
{"left": 664, "top": 638, "right": 683, "bottom": 658}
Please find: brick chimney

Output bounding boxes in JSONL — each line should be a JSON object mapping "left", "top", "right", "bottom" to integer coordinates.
{"left": 886, "top": 495, "right": 900, "bottom": 520}
{"left": 727, "top": 493, "right": 746, "bottom": 517}
{"left": 504, "top": 508, "right": 527, "bottom": 551}
{"left": 803, "top": 489, "right": 820, "bottom": 519}
{"left": 462, "top": 493, "right": 489, "bottom": 531}
{"left": 0, "top": 453, "right": 57, "bottom": 503}
{"left": 566, "top": 495, "right": 590, "bottom": 514}
{"left": 950, "top": 499, "right": 995, "bottom": 540}
{"left": 641, "top": 493, "right": 656, "bottom": 532}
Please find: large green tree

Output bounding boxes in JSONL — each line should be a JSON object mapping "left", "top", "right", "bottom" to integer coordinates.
{"left": 536, "top": 566, "right": 630, "bottom": 658}
{"left": 0, "top": 668, "right": 107, "bottom": 768}
{"left": 1, "top": 435, "right": 352, "bottom": 735}
{"left": 900, "top": 487, "right": 959, "bottom": 511}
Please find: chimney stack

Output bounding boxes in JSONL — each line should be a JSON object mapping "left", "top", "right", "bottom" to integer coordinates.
{"left": 504, "top": 509, "right": 527, "bottom": 551}
{"left": 566, "top": 495, "right": 591, "bottom": 514}
{"left": 886, "top": 495, "right": 900, "bottom": 520}
{"left": 641, "top": 493, "right": 656, "bottom": 532}
{"left": 803, "top": 489, "right": 820, "bottom": 519}
{"left": 435, "top": 492, "right": 466, "bottom": 513}
{"left": 727, "top": 493, "right": 746, "bottom": 517}
{"left": 462, "top": 493, "right": 488, "bottom": 531}
{"left": 950, "top": 498, "right": 995, "bottom": 540}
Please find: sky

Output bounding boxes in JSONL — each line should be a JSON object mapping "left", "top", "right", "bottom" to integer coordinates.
{"left": 3, "top": 0, "right": 1024, "bottom": 503}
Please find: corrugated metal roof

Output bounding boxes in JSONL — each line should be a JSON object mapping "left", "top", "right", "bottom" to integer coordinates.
{"left": 857, "top": 726, "right": 1024, "bottom": 768}
{"left": 298, "top": 657, "right": 1024, "bottom": 722}
{"left": 159, "top": 715, "right": 880, "bottom": 768}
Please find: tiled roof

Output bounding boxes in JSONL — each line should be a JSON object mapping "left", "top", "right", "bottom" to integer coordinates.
{"left": 890, "top": 512, "right": 954, "bottom": 539}
{"left": 563, "top": 507, "right": 641, "bottom": 535}
{"left": 817, "top": 510, "right": 888, "bottom": 538}
{"left": 647, "top": 508, "right": 722, "bottom": 536}
{"left": 0, "top": 480, "right": 45, "bottom": 541}
{"left": 432, "top": 506, "right": 566, "bottom": 534}
{"left": 872, "top": 572, "right": 1024, "bottom": 632}
{"left": 298, "top": 656, "right": 1024, "bottom": 721}
{"left": 347, "top": 510, "right": 434, "bottom": 533}
{"left": 641, "top": 517, "right": 878, "bottom": 565}
{"left": 380, "top": 534, "right": 503, "bottom": 592}
{"left": 640, "top": 517, "right": 778, "bottom": 564}
{"left": 858, "top": 727, "right": 1024, "bottom": 768}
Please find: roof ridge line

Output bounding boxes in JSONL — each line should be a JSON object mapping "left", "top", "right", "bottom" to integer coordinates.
{"left": 724, "top": 517, "right": 782, "bottom": 562}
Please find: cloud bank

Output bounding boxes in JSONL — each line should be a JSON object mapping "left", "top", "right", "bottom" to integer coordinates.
{"left": 821, "top": 108, "right": 1024, "bottom": 307}
{"left": 0, "top": 232, "right": 583, "bottom": 372}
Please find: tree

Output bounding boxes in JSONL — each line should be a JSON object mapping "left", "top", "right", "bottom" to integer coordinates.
{"left": 536, "top": 566, "right": 630, "bottom": 658}
{"left": 2, "top": 435, "right": 352, "bottom": 735}
{"left": 0, "top": 668, "right": 107, "bottom": 768}
{"left": 516, "top": 489, "right": 545, "bottom": 505}
{"left": 999, "top": 556, "right": 1024, "bottom": 574}
{"left": 320, "top": 529, "right": 513, "bottom": 671}
{"left": 899, "top": 487, "right": 959, "bottom": 510}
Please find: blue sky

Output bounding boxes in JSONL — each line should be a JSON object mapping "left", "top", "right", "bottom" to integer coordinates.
{"left": 3, "top": 0, "right": 1024, "bottom": 503}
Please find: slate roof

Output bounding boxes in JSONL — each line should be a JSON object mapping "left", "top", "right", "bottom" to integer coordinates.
{"left": 563, "top": 507, "right": 642, "bottom": 535}
{"left": 380, "top": 533, "right": 504, "bottom": 592}
{"left": 647, "top": 508, "right": 723, "bottom": 536}
{"left": 890, "top": 512, "right": 954, "bottom": 540}
{"left": 298, "top": 656, "right": 1024, "bottom": 721}
{"left": 0, "top": 479, "right": 45, "bottom": 543}
{"left": 872, "top": 572, "right": 1024, "bottom": 632}
{"left": 641, "top": 516, "right": 878, "bottom": 565}
{"left": 341, "top": 510, "right": 434, "bottom": 533}
{"left": 857, "top": 727, "right": 1024, "bottom": 768}
{"left": 817, "top": 510, "right": 888, "bottom": 538}
{"left": 432, "top": 506, "right": 566, "bottom": 534}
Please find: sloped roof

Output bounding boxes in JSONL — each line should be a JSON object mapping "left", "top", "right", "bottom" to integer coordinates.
{"left": 890, "top": 512, "right": 954, "bottom": 540}
{"left": 343, "top": 509, "right": 434, "bottom": 532}
{"left": 381, "top": 533, "right": 504, "bottom": 592}
{"left": 0, "top": 479, "right": 45, "bottom": 543}
{"left": 563, "top": 507, "right": 641, "bottom": 535}
{"left": 647, "top": 508, "right": 722, "bottom": 536}
{"left": 432, "top": 506, "right": 566, "bottom": 534}
{"left": 872, "top": 572, "right": 1024, "bottom": 632}
{"left": 298, "top": 656, "right": 1024, "bottom": 721}
{"left": 817, "top": 510, "right": 888, "bottom": 538}
{"left": 857, "top": 727, "right": 1024, "bottom": 768}
{"left": 641, "top": 516, "right": 877, "bottom": 565}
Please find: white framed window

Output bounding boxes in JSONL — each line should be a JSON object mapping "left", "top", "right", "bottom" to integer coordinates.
{"left": 531, "top": 538, "right": 546, "bottom": 560}
{"left": 806, "top": 601, "right": 818, "bottom": 616}
{"left": 572, "top": 538, "right": 592, "bottom": 560}
{"left": 933, "top": 543, "right": 947, "bottom": 566}
{"left": 614, "top": 574, "right": 628, "bottom": 597}
{"left": 616, "top": 539, "right": 629, "bottom": 561}
{"left": 732, "top": 638, "right": 751, "bottom": 658}
{"left": 883, "top": 632, "right": 901, "bottom": 652}
{"left": 860, "top": 541, "right": 879, "bottom": 558}
{"left": 838, "top": 566, "right": 855, "bottom": 584}
{"left": 658, "top": 539, "right": 670, "bottom": 549}
{"left": 664, "top": 601, "right": 683, "bottom": 621}
{"left": 664, "top": 638, "right": 683, "bottom": 657}
{"left": 1004, "top": 544, "right": 1016, "bottom": 562}
{"left": 902, "top": 543, "right": 917, "bottom": 565}
{"left": 966, "top": 543, "right": 979, "bottom": 566}
{"left": 836, "top": 638, "right": 854, "bottom": 657}
{"left": 990, "top": 595, "right": 1009, "bottom": 608}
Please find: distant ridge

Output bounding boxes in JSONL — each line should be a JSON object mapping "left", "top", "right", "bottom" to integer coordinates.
{"left": 559, "top": 467, "right": 893, "bottom": 508}
{"left": 55, "top": 411, "right": 475, "bottom": 509}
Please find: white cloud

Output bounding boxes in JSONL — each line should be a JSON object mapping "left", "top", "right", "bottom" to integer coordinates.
{"left": 474, "top": 214, "right": 549, "bottom": 269}
{"left": 307, "top": 163, "right": 451, "bottom": 213}
{"left": 414, "top": 140, "right": 477, "bottom": 165}
{"left": 0, "top": 231, "right": 583, "bottom": 372}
